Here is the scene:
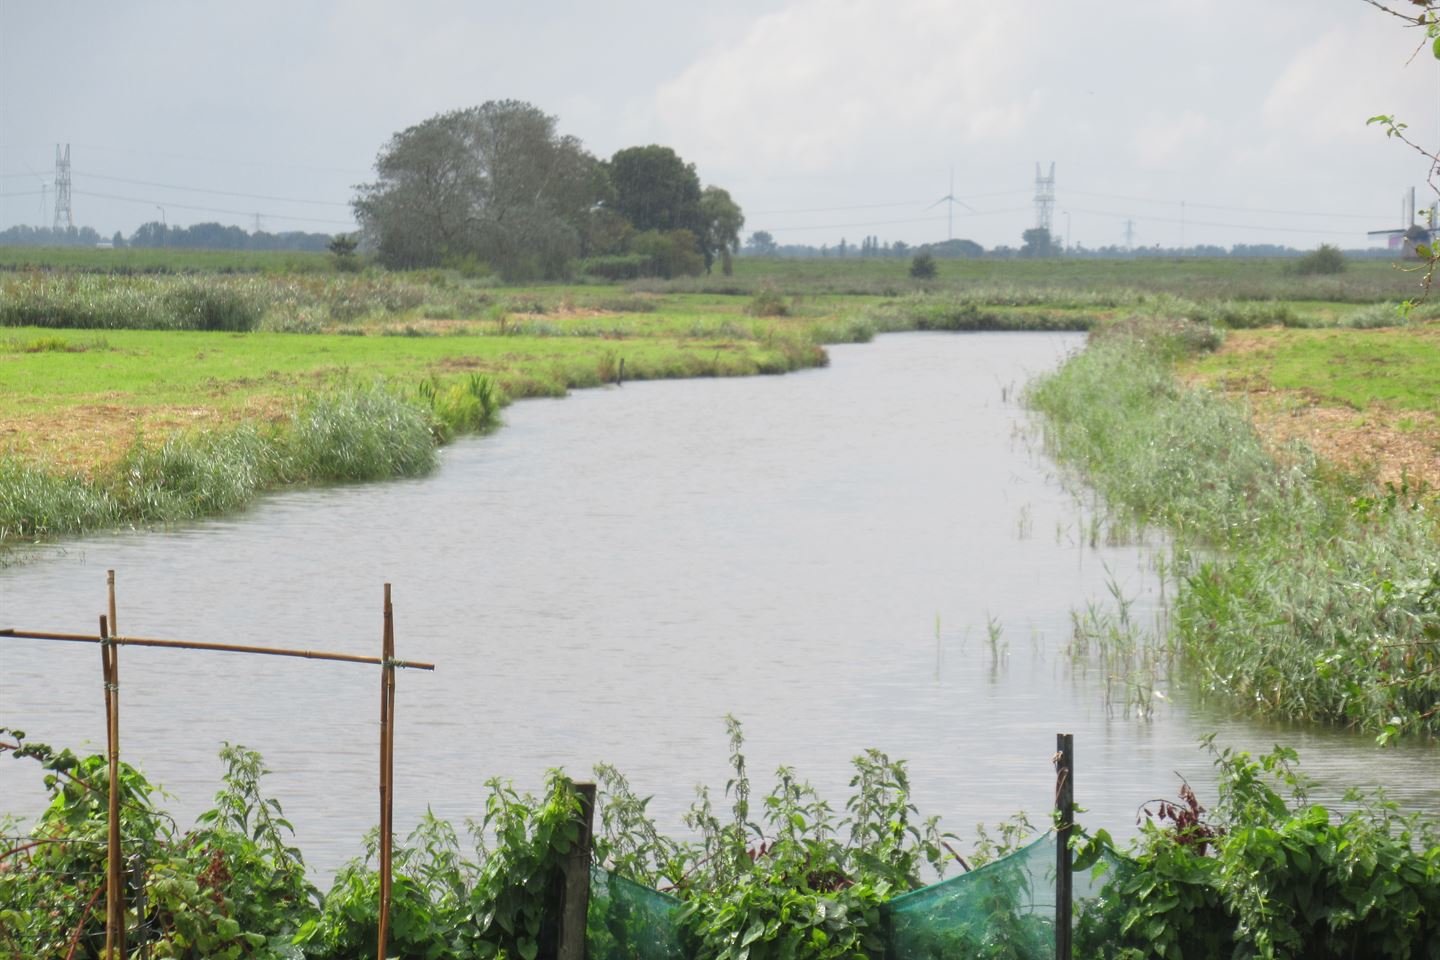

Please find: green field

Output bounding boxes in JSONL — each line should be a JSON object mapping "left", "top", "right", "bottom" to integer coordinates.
{"left": 4, "top": 245, "right": 1439, "bottom": 547}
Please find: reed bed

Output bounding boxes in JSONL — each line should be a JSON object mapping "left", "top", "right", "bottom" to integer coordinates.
{"left": 1027, "top": 316, "right": 1440, "bottom": 737}
{"left": 0, "top": 384, "right": 478, "bottom": 543}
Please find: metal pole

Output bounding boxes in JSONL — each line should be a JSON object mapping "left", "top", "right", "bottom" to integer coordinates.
{"left": 1055, "top": 733, "right": 1074, "bottom": 960}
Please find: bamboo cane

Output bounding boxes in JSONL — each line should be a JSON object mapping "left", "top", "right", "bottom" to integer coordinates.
{"left": 99, "top": 614, "right": 124, "bottom": 960}
{"left": 0, "top": 628, "right": 432, "bottom": 670}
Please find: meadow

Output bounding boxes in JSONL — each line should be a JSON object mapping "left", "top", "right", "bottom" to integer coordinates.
{"left": 3, "top": 249, "right": 1438, "bottom": 541}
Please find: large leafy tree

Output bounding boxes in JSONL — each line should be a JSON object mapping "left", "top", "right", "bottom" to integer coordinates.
{"left": 698, "top": 186, "right": 745, "bottom": 274}
{"left": 606, "top": 145, "right": 703, "bottom": 234}
{"left": 355, "top": 101, "right": 604, "bottom": 278}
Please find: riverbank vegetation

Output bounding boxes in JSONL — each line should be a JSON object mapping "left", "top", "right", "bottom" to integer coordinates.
{"left": 4, "top": 726, "right": 1438, "bottom": 959}
{"left": 1028, "top": 315, "right": 1440, "bottom": 739}
{"left": 6, "top": 248, "right": 1440, "bottom": 743}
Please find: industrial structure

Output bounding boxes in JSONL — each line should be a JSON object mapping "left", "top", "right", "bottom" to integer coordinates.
{"left": 1033, "top": 162, "right": 1055, "bottom": 234}
{"left": 52, "top": 143, "right": 74, "bottom": 231}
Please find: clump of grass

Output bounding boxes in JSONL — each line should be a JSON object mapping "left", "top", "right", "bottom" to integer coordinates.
{"left": 595, "top": 295, "right": 660, "bottom": 314}
{"left": 281, "top": 386, "right": 437, "bottom": 483}
{"left": 1028, "top": 316, "right": 1440, "bottom": 736}
{"left": 1342, "top": 302, "right": 1408, "bottom": 329}
{"left": 746, "top": 286, "right": 790, "bottom": 317}
{"left": 1, "top": 335, "right": 101, "bottom": 353}
{"left": 414, "top": 374, "right": 502, "bottom": 441}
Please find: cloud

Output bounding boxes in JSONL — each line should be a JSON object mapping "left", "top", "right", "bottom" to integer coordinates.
{"left": 652, "top": 0, "right": 1038, "bottom": 175}
{"left": 1132, "top": 111, "right": 1213, "bottom": 170}
{"left": 1262, "top": 26, "right": 1433, "bottom": 145}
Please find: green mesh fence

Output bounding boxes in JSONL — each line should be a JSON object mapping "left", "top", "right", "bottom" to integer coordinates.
{"left": 587, "top": 864, "right": 686, "bottom": 960}
{"left": 586, "top": 833, "right": 1127, "bottom": 959}
{"left": 879, "top": 832, "right": 1125, "bottom": 960}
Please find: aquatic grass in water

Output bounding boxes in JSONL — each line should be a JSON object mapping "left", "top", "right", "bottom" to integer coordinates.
{"left": 1027, "top": 317, "right": 1440, "bottom": 736}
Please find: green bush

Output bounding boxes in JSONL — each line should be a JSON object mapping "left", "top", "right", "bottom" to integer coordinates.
{"left": 1290, "top": 244, "right": 1346, "bottom": 276}
{"left": 747, "top": 286, "right": 790, "bottom": 317}
{"left": 909, "top": 252, "right": 938, "bottom": 280}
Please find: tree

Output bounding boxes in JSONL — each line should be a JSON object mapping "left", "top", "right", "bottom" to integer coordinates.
{"left": 631, "top": 229, "right": 704, "bottom": 278}
{"left": 1020, "top": 227, "right": 1057, "bottom": 258}
{"left": 355, "top": 101, "right": 604, "bottom": 278}
{"left": 329, "top": 233, "right": 361, "bottom": 272}
{"left": 909, "top": 251, "right": 937, "bottom": 279}
{"left": 748, "top": 231, "right": 778, "bottom": 256}
{"left": 698, "top": 186, "right": 745, "bottom": 274}
{"left": 607, "top": 145, "right": 702, "bottom": 234}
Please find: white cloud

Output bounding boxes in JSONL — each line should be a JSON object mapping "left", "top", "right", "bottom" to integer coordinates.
{"left": 1132, "top": 111, "right": 1213, "bottom": 170}
{"left": 1262, "top": 26, "right": 1433, "bottom": 145}
{"left": 652, "top": 0, "right": 1038, "bottom": 174}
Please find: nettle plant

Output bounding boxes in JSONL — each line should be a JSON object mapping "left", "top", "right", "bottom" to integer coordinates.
{"left": 0, "top": 729, "right": 316, "bottom": 960}
{"left": 1075, "top": 739, "right": 1440, "bottom": 960}
{"left": 594, "top": 716, "right": 959, "bottom": 960}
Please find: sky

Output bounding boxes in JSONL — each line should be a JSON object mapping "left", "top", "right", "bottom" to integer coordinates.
{"left": 2, "top": 0, "right": 1438, "bottom": 251}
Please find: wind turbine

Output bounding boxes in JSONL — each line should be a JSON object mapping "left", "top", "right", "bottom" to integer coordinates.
{"left": 24, "top": 162, "right": 49, "bottom": 227}
{"left": 927, "top": 166, "right": 974, "bottom": 242}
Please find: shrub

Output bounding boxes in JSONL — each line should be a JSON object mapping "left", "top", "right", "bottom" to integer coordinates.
{"left": 1290, "top": 244, "right": 1346, "bottom": 276}
{"left": 909, "top": 251, "right": 938, "bottom": 279}
{"left": 747, "top": 286, "right": 790, "bottom": 317}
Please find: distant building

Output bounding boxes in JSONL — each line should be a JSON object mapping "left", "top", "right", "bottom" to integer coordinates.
{"left": 1367, "top": 187, "right": 1437, "bottom": 256}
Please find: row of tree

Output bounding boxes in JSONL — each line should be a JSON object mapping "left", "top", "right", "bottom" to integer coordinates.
{"left": 354, "top": 100, "right": 744, "bottom": 281}
{"left": 0, "top": 222, "right": 334, "bottom": 252}
{"left": 744, "top": 228, "right": 1400, "bottom": 261}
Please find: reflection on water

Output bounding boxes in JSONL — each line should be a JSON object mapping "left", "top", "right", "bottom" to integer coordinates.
{"left": 2, "top": 332, "right": 1435, "bottom": 876}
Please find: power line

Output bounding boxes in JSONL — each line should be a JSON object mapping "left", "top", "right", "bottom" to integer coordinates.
{"left": 1065, "top": 205, "right": 1367, "bottom": 236}
{"left": 750, "top": 189, "right": 1028, "bottom": 217}
{"left": 763, "top": 208, "right": 1029, "bottom": 234}
{"left": 71, "top": 189, "right": 356, "bottom": 226}
{"left": 72, "top": 170, "right": 353, "bottom": 207}
{"left": 1066, "top": 188, "right": 1380, "bottom": 220}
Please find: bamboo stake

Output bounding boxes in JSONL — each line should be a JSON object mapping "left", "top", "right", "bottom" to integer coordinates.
{"left": 100, "top": 614, "right": 124, "bottom": 960}
{"left": 106, "top": 573, "right": 126, "bottom": 960}
{"left": 99, "top": 617, "right": 114, "bottom": 960}
{"left": 377, "top": 584, "right": 395, "bottom": 960}
{"left": 0, "top": 629, "right": 433, "bottom": 671}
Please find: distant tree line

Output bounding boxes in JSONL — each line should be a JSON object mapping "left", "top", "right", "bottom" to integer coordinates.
{"left": 0, "top": 222, "right": 333, "bottom": 252}
{"left": 743, "top": 227, "right": 1398, "bottom": 261}
{"left": 354, "top": 100, "right": 744, "bottom": 281}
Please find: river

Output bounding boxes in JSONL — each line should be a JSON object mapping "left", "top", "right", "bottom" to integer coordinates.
{"left": 2, "top": 332, "right": 1435, "bottom": 876}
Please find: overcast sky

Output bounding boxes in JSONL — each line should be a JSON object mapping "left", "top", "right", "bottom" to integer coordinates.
{"left": 2, "top": 0, "right": 1437, "bottom": 250}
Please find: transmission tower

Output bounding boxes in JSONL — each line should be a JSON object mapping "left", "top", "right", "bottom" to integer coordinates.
{"left": 52, "top": 144, "right": 73, "bottom": 231}
{"left": 1124, "top": 219, "right": 1136, "bottom": 249}
{"left": 1033, "top": 161, "right": 1055, "bottom": 233}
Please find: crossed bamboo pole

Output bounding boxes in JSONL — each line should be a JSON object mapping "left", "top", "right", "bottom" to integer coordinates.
{"left": 0, "top": 572, "right": 433, "bottom": 960}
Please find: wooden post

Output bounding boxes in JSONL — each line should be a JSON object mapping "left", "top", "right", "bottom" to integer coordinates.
{"left": 1055, "top": 733, "right": 1074, "bottom": 960}
{"left": 377, "top": 584, "right": 396, "bottom": 960}
{"left": 557, "top": 782, "right": 597, "bottom": 960}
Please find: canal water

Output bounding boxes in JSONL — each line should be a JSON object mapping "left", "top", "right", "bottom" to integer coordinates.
{"left": 2, "top": 332, "right": 1435, "bottom": 876}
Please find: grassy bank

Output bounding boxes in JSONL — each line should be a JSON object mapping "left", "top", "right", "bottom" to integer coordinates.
{"left": 4, "top": 253, "right": 1435, "bottom": 552}
{"left": 1027, "top": 317, "right": 1440, "bottom": 738}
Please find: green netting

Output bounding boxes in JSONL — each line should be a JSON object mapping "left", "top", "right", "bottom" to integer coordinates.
{"left": 585, "top": 835, "right": 1129, "bottom": 959}
{"left": 587, "top": 864, "right": 686, "bottom": 960}
{"left": 879, "top": 831, "right": 1125, "bottom": 960}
